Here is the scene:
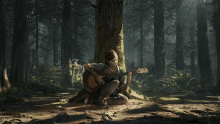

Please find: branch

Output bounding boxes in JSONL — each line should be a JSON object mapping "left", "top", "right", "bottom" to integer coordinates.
{"left": 91, "top": 4, "right": 101, "bottom": 10}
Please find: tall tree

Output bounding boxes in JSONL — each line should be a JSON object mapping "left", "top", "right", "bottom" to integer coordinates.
{"left": 190, "top": 14, "right": 196, "bottom": 76}
{"left": 35, "top": 0, "right": 39, "bottom": 82}
{"left": 52, "top": 0, "right": 59, "bottom": 66}
{"left": 176, "top": 0, "right": 184, "bottom": 71}
{"left": 0, "top": 0, "right": 11, "bottom": 93}
{"left": 212, "top": 0, "right": 220, "bottom": 90}
{"left": 196, "top": 0, "right": 212, "bottom": 88}
{"left": 71, "top": 1, "right": 89, "bottom": 64}
{"left": 10, "top": 0, "right": 29, "bottom": 86}
{"left": 61, "top": 0, "right": 72, "bottom": 88}
{"left": 140, "top": 0, "right": 143, "bottom": 68}
{"left": 154, "top": 0, "right": 165, "bottom": 79}
{"left": 93, "top": 0, "right": 126, "bottom": 71}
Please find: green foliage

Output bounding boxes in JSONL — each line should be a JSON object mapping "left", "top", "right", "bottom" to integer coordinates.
{"left": 159, "top": 69, "right": 200, "bottom": 92}
{"left": 128, "top": 66, "right": 200, "bottom": 97}
{"left": 28, "top": 64, "right": 84, "bottom": 94}
{"left": 30, "top": 64, "right": 59, "bottom": 85}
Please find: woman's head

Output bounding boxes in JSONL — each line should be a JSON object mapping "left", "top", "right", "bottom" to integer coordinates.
{"left": 105, "top": 50, "right": 118, "bottom": 67}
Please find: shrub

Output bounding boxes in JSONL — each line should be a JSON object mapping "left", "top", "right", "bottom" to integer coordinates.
{"left": 159, "top": 69, "right": 200, "bottom": 92}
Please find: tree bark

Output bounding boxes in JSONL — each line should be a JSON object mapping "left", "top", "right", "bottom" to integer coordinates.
{"left": 212, "top": 0, "right": 220, "bottom": 90}
{"left": 53, "top": 1, "right": 58, "bottom": 66}
{"left": 10, "top": 0, "right": 28, "bottom": 86}
{"left": 35, "top": 0, "right": 39, "bottom": 82}
{"left": 94, "top": 0, "right": 126, "bottom": 71}
{"left": 140, "top": 0, "right": 143, "bottom": 68}
{"left": 190, "top": 15, "right": 196, "bottom": 76}
{"left": 176, "top": 0, "right": 184, "bottom": 71}
{"left": 61, "top": 0, "right": 72, "bottom": 88}
{"left": 53, "top": 23, "right": 58, "bottom": 66}
{"left": 0, "top": 0, "right": 11, "bottom": 94}
{"left": 196, "top": 0, "right": 212, "bottom": 88}
{"left": 154, "top": 0, "right": 165, "bottom": 79}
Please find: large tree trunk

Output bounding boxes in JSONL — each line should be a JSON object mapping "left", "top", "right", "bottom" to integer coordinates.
{"left": 10, "top": 0, "right": 28, "bottom": 86}
{"left": 154, "top": 0, "right": 165, "bottom": 79}
{"left": 61, "top": 0, "right": 72, "bottom": 88}
{"left": 176, "top": 0, "right": 184, "bottom": 71}
{"left": 190, "top": 15, "right": 196, "bottom": 76}
{"left": 94, "top": 0, "right": 126, "bottom": 71}
{"left": 0, "top": 0, "right": 11, "bottom": 94}
{"left": 196, "top": 0, "right": 212, "bottom": 89}
{"left": 94, "top": 0, "right": 133, "bottom": 98}
{"left": 68, "top": 0, "right": 147, "bottom": 103}
{"left": 212, "top": 0, "right": 220, "bottom": 90}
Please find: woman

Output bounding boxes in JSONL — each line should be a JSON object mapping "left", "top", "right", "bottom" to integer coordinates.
{"left": 83, "top": 50, "right": 132, "bottom": 107}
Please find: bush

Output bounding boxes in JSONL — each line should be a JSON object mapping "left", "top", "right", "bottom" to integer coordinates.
{"left": 159, "top": 69, "right": 200, "bottom": 92}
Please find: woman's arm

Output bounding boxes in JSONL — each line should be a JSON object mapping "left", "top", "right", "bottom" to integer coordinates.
{"left": 119, "top": 72, "right": 132, "bottom": 92}
{"left": 83, "top": 63, "right": 105, "bottom": 85}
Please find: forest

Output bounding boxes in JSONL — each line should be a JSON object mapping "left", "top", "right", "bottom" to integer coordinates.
{"left": 0, "top": 0, "right": 220, "bottom": 123}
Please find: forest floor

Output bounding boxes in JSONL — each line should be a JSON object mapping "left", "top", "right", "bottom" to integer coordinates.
{"left": 1, "top": 92, "right": 220, "bottom": 124}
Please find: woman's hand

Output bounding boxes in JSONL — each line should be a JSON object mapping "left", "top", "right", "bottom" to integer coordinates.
{"left": 96, "top": 76, "right": 105, "bottom": 85}
{"left": 127, "top": 72, "right": 132, "bottom": 76}
{"left": 83, "top": 64, "right": 93, "bottom": 70}
{"left": 127, "top": 72, "right": 132, "bottom": 81}
{"left": 120, "top": 84, "right": 127, "bottom": 92}
{"left": 83, "top": 64, "right": 90, "bottom": 70}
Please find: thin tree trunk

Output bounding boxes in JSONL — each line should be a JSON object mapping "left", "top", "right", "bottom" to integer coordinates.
{"left": 130, "top": 26, "right": 133, "bottom": 63}
{"left": 196, "top": 0, "right": 212, "bottom": 89}
{"left": 53, "top": 1, "right": 58, "bottom": 66}
{"left": 0, "top": 0, "right": 11, "bottom": 94}
{"left": 140, "top": 0, "right": 143, "bottom": 68}
{"left": 35, "top": 0, "right": 39, "bottom": 82}
{"left": 10, "top": 0, "right": 28, "bottom": 86}
{"left": 61, "top": 0, "right": 72, "bottom": 88}
{"left": 212, "top": 0, "right": 220, "bottom": 90}
{"left": 53, "top": 24, "right": 58, "bottom": 66}
{"left": 176, "top": 0, "right": 184, "bottom": 71}
{"left": 25, "top": 0, "right": 29, "bottom": 84}
{"left": 190, "top": 16, "right": 196, "bottom": 76}
{"left": 154, "top": 0, "right": 165, "bottom": 79}
{"left": 94, "top": 0, "right": 126, "bottom": 71}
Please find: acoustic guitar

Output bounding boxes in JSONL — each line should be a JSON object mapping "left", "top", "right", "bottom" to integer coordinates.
{"left": 83, "top": 68, "right": 148, "bottom": 93}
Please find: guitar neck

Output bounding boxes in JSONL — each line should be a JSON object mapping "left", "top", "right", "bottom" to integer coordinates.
{"left": 118, "top": 70, "right": 136, "bottom": 77}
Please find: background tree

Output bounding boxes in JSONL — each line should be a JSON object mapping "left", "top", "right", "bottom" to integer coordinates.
{"left": 71, "top": 0, "right": 90, "bottom": 64}
{"left": 176, "top": 0, "right": 184, "bottom": 71}
{"left": 0, "top": 0, "right": 11, "bottom": 94}
{"left": 212, "top": 0, "right": 220, "bottom": 91}
{"left": 61, "top": 0, "right": 72, "bottom": 88}
{"left": 35, "top": 0, "right": 39, "bottom": 83}
{"left": 154, "top": 0, "right": 166, "bottom": 79}
{"left": 10, "top": 0, "right": 29, "bottom": 86}
{"left": 196, "top": 0, "right": 212, "bottom": 89}
{"left": 190, "top": 13, "right": 196, "bottom": 76}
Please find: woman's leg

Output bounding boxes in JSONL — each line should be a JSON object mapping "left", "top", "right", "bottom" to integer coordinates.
{"left": 98, "top": 80, "right": 120, "bottom": 105}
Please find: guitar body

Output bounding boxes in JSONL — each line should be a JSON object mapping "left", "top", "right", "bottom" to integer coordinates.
{"left": 83, "top": 70, "right": 104, "bottom": 93}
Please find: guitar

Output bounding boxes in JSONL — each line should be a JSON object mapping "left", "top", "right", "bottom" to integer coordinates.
{"left": 83, "top": 68, "right": 148, "bottom": 93}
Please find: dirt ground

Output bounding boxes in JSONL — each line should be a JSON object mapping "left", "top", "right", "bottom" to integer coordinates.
{"left": 1, "top": 93, "right": 220, "bottom": 124}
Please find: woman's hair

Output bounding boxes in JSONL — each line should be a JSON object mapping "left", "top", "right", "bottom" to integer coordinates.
{"left": 104, "top": 50, "right": 118, "bottom": 66}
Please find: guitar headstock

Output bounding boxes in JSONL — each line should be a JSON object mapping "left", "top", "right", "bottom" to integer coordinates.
{"left": 135, "top": 68, "right": 148, "bottom": 74}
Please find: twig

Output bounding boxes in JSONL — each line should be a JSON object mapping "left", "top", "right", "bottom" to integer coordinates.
{"left": 91, "top": 4, "right": 101, "bottom": 10}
